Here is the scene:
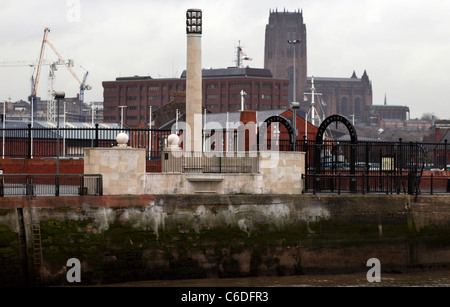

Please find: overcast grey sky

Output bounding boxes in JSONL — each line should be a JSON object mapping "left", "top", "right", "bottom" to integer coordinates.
{"left": 1, "top": 0, "right": 450, "bottom": 119}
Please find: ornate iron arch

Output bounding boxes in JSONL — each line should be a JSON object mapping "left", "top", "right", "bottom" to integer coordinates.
{"left": 314, "top": 114, "right": 358, "bottom": 192}
{"left": 315, "top": 114, "right": 358, "bottom": 144}
{"left": 257, "top": 115, "right": 294, "bottom": 151}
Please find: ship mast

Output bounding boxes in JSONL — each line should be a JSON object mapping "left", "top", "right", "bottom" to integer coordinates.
{"left": 236, "top": 41, "right": 252, "bottom": 68}
{"left": 303, "top": 76, "right": 323, "bottom": 138}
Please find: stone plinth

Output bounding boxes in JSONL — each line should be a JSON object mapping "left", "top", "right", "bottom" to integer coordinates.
{"left": 147, "top": 151, "right": 305, "bottom": 195}
{"left": 84, "top": 147, "right": 146, "bottom": 195}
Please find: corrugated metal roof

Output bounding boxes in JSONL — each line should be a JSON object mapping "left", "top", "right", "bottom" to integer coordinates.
{"left": 0, "top": 121, "right": 122, "bottom": 140}
{"left": 35, "top": 121, "right": 121, "bottom": 129}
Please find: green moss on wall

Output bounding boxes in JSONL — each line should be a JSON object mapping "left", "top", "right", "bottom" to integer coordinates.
{"left": 413, "top": 224, "right": 450, "bottom": 249}
{"left": 0, "top": 224, "right": 25, "bottom": 286}
{"left": 38, "top": 210, "right": 419, "bottom": 284}
{"left": 2, "top": 194, "right": 450, "bottom": 286}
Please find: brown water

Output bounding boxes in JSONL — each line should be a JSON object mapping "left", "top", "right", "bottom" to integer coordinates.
{"left": 102, "top": 269, "right": 450, "bottom": 287}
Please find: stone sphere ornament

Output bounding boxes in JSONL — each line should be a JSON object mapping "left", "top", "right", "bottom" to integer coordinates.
{"left": 116, "top": 133, "right": 129, "bottom": 147}
{"left": 167, "top": 134, "right": 180, "bottom": 148}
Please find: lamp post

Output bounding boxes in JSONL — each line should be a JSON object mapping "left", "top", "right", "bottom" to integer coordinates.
{"left": 287, "top": 39, "right": 301, "bottom": 151}
{"left": 63, "top": 101, "right": 66, "bottom": 156}
{"left": 91, "top": 105, "right": 96, "bottom": 127}
{"left": 53, "top": 91, "right": 65, "bottom": 196}
{"left": 118, "top": 106, "right": 127, "bottom": 130}
{"left": 2, "top": 100, "right": 5, "bottom": 159}
{"left": 91, "top": 106, "right": 96, "bottom": 147}
{"left": 84, "top": 107, "right": 96, "bottom": 147}
{"left": 148, "top": 106, "right": 152, "bottom": 158}
{"left": 176, "top": 109, "right": 179, "bottom": 133}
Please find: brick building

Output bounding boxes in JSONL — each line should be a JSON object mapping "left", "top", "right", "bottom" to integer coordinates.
{"left": 305, "top": 71, "right": 373, "bottom": 123}
{"left": 423, "top": 120, "right": 450, "bottom": 143}
{"left": 371, "top": 105, "right": 409, "bottom": 121}
{"left": 102, "top": 67, "right": 289, "bottom": 127}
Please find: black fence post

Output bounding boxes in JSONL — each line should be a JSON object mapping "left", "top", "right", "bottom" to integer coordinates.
{"left": 313, "top": 172, "right": 316, "bottom": 195}
{"left": 338, "top": 173, "right": 341, "bottom": 195}
{"left": 26, "top": 175, "right": 33, "bottom": 196}
{"left": 349, "top": 143, "right": 357, "bottom": 193}
{"left": 95, "top": 123, "right": 99, "bottom": 148}
{"left": 55, "top": 175, "right": 59, "bottom": 197}
{"left": 79, "top": 175, "right": 85, "bottom": 195}
{"left": 408, "top": 172, "right": 415, "bottom": 195}
{"left": 98, "top": 175, "right": 103, "bottom": 196}
{"left": 386, "top": 173, "right": 389, "bottom": 195}
{"left": 362, "top": 173, "right": 365, "bottom": 195}
{"left": 444, "top": 139, "right": 448, "bottom": 171}
{"left": 0, "top": 174, "right": 3, "bottom": 197}
{"left": 430, "top": 174, "right": 433, "bottom": 195}
{"left": 27, "top": 124, "right": 31, "bottom": 159}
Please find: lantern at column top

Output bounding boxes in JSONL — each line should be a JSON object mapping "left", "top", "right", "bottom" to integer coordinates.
{"left": 186, "top": 9, "right": 202, "bottom": 34}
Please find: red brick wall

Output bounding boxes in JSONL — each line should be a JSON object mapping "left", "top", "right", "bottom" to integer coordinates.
{"left": 0, "top": 158, "right": 162, "bottom": 174}
{"left": 0, "top": 158, "right": 84, "bottom": 175}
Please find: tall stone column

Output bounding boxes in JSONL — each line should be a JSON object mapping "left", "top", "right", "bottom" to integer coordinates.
{"left": 186, "top": 9, "right": 203, "bottom": 152}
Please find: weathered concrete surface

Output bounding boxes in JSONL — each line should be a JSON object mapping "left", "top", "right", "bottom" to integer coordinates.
{"left": 149, "top": 152, "right": 305, "bottom": 194}
{"left": 84, "top": 147, "right": 146, "bottom": 195}
{"left": 0, "top": 194, "right": 449, "bottom": 286}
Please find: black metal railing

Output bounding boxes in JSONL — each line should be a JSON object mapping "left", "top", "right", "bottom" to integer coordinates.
{"left": 278, "top": 138, "right": 448, "bottom": 172}
{"left": 304, "top": 173, "right": 450, "bottom": 195}
{"left": 0, "top": 125, "right": 448, "bottom": 179}
{"left": 0, "top": 174, "right": 102, "bottom": 197}
{"left": 162, "top": 151, "right": 259, "bottom": 174}
{"left": 295, "top": 137, "right": 449, "bottom": 195}
{"left": 0, "top": 124, "right": 172, "bottom": 160}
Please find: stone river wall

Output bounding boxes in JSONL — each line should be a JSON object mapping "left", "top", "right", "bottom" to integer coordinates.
{"left": 0, "top": 194, "right": 449, "bottom": 286}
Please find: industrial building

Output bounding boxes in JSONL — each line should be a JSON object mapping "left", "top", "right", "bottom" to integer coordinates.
{"left": 102, "top": 67, "right": 290, "bottom": 127}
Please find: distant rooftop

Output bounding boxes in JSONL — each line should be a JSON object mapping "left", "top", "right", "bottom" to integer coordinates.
{"left": 435, "top": 120, "right": 450, "bottom": 128}
{"left": 307, "top": 76, "right": 361, "bottom": 83}
{"left": 372, "top": 104, "right": 410, "bottom": 108}
{"left": 115, "top": 76, "right": 153, "bottom": 81}
{"left": 107, "top": 67, "right": 283, "bottom": 83}
{"left": 180, "top": 67, "right": 274, "bottom": 79}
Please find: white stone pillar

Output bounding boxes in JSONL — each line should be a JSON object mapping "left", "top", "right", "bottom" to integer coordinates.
{"left": 186, "top": 9, "right": 203, "bottom": 152}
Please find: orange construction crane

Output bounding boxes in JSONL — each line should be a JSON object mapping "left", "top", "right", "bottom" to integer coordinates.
{"left": 32, "top": 27, "right": 91, "bottom": 121}
{"left": 30, "top": 27, "right": 50, "bottom": 118}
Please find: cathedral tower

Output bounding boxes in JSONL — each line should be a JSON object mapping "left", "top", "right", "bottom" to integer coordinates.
{"left": 264, "top": 9, "right": 307, "bottom": 107}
